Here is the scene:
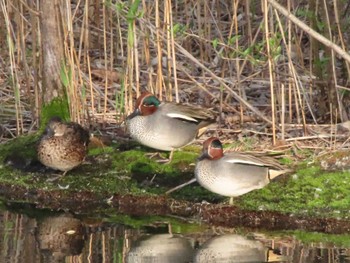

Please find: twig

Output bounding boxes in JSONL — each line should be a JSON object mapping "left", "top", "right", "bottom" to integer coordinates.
{"left": 268, "top": 0, "right": 350, "bottom": 63}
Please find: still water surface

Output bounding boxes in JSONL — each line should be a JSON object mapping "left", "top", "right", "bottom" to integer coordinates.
{"left": 1, "top": 204, "right": 350, "bottom": 263}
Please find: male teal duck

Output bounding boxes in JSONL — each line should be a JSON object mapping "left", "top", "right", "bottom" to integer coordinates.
{"left": 126, "top": 92, "right": 215, "bottom": 160}
{"left": 127, "top": 233, "right": 193, "bottom": 263}
{"left": 195, "top": 137, "right": 290, "bottom": 203}
{"left": 37, "top": 117, "right": 90, "bottom": 176}
{"left": 194, "top": 234, "right": 285, "bottom": 262}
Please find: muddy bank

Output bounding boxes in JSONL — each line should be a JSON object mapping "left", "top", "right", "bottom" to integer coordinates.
{"left": 0, "top": 180, "right": 350, "bottom": 234}
{"left": 1, "top": 134, "right": 350, "bottom": 234}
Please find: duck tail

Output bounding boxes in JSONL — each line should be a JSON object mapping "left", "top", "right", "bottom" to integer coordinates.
{"left": 196, "top": 122, "right": 216, "bottom": 137}
{"left": 269, "top": 169, "right": 292, "bottom": 180}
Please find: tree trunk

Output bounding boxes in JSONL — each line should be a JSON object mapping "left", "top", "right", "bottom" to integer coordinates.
{"left": 39, "top": 0, "right": 65, "bottom": 104}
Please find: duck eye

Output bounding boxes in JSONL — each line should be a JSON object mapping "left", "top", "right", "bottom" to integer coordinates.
{"left": 143, "top": 104, "right": 155, "bottom": 108}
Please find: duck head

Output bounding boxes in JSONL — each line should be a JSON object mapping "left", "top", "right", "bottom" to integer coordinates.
{"left": 44, "top": 117, "right": 66, "bottom": 136}
{"left": 127, "top": 92, "right": 161, "bottom": 119}
{"left": 198, "top": 137, "right": 224, "bottom": 161}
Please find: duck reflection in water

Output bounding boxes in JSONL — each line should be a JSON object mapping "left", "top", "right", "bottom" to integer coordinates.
{"left": 36, "top": 213, "right": 85, "bottom": 263}
{"left": 194, "top": 234, "right": 285, "bottom": 263}
{"left": 126, "top": 233, "right": 194, "bottom": 263}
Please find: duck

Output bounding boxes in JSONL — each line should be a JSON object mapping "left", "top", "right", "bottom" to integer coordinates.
{"left": 195, "top": 137, "right": 290, "bottom": 203}
{"left": 127, "top": 233, "right": 193, "bottom": 263}
{"left": 126, "top": 92, "right": 215, "bottom": 161}
{"left": 194, "top": 234, "right": 285, "bottom": 262}
{"left": 37, "top": 117, "right": 90, "bottom": 177}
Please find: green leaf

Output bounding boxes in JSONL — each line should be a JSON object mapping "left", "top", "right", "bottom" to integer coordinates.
{"left": 212, "top": 38, "right": 219, "bottom": 49}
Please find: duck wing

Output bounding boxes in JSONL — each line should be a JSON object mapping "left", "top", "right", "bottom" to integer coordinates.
{"left": 162, "top": 103, "right": 215, "bottom": 122}
{"left": 223, "top": 152, "right": 286, "bottom": 170}
{"left": 65, "top": 122, "right": 90, "bottom": 145}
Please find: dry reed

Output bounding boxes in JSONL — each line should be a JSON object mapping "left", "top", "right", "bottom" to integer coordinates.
{"left": 0, "top": 0, "right": 349, "bottom": 149}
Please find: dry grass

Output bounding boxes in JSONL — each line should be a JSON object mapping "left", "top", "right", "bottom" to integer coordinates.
{"left": 0, "top": 0, "right": 350, "bottom": 151}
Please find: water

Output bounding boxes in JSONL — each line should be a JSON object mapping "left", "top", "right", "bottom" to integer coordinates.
{"left": 1, "top": 204, "right": 350, "bottom": 263}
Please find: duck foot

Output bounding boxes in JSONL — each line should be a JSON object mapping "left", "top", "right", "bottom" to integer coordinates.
{"left": 46, "top": 171, "right": 67, "bottom": 182}
{"left": 145, "top": 150, "right": 174, "bottom": 164}
{"left": 229, "top": 197, "right": 234, "bottom": 205}
{"left": 166, "top": 178, "right": 197, "bottom": 194}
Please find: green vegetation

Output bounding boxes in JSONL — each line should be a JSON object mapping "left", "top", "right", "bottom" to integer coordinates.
{"left": 0, "top": 134, "right": 198, "bottom": 197}
{"left": 0, "top": 133, "right": 39, "bottom": 163}
{"left": 106, "top": 213, "right": 205, "bottom": 234}
{"left": 239, "top": 166, "right": 350, "bottom": 218}
{"left": 290, "top": 230, "right": 350, "bottom": 247}
{"left": 2, "top": 134, "right": 350, "bottom": 221}
{"left": 40, "top": 97, "right": 70, "bottom": 130}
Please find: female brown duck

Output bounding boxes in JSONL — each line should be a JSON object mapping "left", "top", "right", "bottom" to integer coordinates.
{"left": 37, "top": 117, "right": 90, "bottom": 176}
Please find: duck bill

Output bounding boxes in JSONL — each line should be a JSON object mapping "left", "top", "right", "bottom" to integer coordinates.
{"left": 126, "top": 109, "right": 141, "bottom": 120}
{"left": 44, "top": 126, "right": 54, "bottom": 136}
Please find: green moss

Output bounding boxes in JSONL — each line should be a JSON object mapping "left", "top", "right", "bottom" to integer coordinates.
{"left": 170, "top": 184, "right": 226, "bottom": 203}
{"left": 2, "top": 133, "right": 350, "bottom": 220}
{"left": 285, "top": 230, "right": 350, "bottom": 247}
{"left": 88, "top": 146, "right": 115, "bottom": 156}
{"left": 40, "top": 97, "right": 70, "bottom": 130}
{"left": 239, "top": 166, "right": 350, "bottom": 218}
{"left": 0, "top": 134, "right": 52, "bottom": 190}
{"left": 106, "top": 214, "right": 205, "bottom": 233}
{"left": 0, "top": 135, "right": 200, "bottom": 199}
{"left": 0, "top": 133, "right": 39, "bottom": 163}
{"left": 111, "top": 146, "right": 197, "bottom": 180}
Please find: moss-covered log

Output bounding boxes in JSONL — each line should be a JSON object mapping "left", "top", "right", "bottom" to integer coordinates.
{"left": 1, "top": 134, "right": 350, "bottom": 234}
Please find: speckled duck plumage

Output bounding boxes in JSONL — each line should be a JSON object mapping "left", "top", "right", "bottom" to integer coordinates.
{"left": 126, "top": 92, "right": 216, "bottom": 151}
{"left": 37, "top": 117, "right": 90, "bottom": 174}
{"left": 195, "top": 137, "right": 290, "bottom": 198}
